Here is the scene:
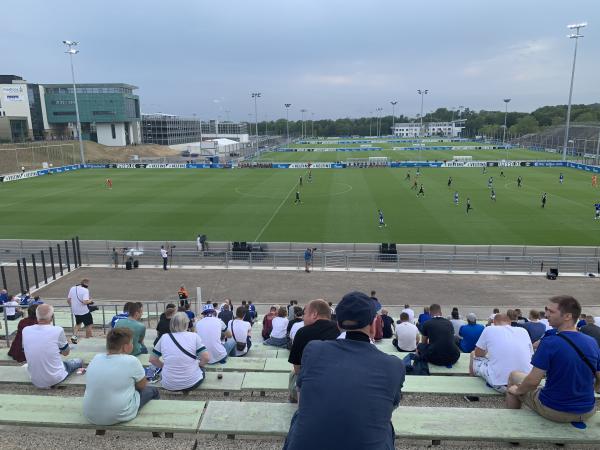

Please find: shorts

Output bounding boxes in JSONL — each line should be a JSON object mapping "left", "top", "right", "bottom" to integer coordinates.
{"left": 74, "top": 312, "right": 93, "bottom": 326}
{"left": 472, "top": 356, "right": 506, "bottom": 393}
{"left": 511, "top": 372, "right": 596, "bottom": 423}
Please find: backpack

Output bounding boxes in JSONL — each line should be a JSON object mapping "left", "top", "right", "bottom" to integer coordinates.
{"left": 402, "top": 353, "right": 430, "bottom": 376}
{"left": 373, "top": 315, "right": 384, "bottom": 341}
{"left": 262, "top": 314, "right": 274, "bottom": 339}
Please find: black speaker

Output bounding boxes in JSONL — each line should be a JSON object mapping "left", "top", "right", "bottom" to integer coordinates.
{"left": 380, "top": 243, "right": 389, "bottom": 253}
{"left": 389, "top": 243, "right": 397, "bottom": 254}
{"left": 125, "top": 260, "right": 132, "bottom": 270}
{"left": 133, "top": 260, "right": 139, "bottom": 269}
{"left": 546, "top": 268, "right": 558, "bottom": 280}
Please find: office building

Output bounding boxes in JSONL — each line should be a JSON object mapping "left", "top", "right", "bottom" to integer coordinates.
{"left": 392, "top": 121, "right": 464, "bottom": 138}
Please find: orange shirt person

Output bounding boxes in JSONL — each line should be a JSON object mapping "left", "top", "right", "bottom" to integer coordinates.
{"left": 105, "top": 178, "right": 113, "bottom": 189}
{"left": 178, "top": 285, "right": 189, "bottom": 307}
{"left": 592, "top": 175, "right": 597, "bottom": 187}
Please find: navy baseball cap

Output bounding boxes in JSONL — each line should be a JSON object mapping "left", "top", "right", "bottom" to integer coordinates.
{"left": 335, "top": 291, "right": 377, "bottom": 330}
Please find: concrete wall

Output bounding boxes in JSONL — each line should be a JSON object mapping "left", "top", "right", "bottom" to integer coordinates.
{"left": 0, "top": 82, "right": 33, "bottom": 134}
{"left": 96, "top": 122, "right": 127, "bottom": 146}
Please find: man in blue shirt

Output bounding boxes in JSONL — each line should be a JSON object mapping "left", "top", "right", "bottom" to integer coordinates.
{"left": 283, "top": 291, "right": 405, "bottom": 450}
{"left": 506, "top": 295, "right": 600, "bottom": 422}
{"left": 517, "top": 310, "right": 546, "bottom": 343}
{"left": 458, "top": 313, "right": 484, "bottom": 353}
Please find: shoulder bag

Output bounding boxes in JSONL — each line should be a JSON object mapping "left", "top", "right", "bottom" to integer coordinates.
{"left": 556, "top": 332, "right": 597, "bottom": 377}
{"left": 231, "top": 321, "right": 247, "bottom": 352}
{"left": 168, "top": 332, "right": 197, "bottom": 360}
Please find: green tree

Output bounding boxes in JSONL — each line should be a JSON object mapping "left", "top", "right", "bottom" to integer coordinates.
{"left": 509, "top": 115, "right": 539, "bottom": 135}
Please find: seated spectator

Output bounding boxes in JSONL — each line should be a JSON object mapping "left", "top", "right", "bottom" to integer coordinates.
{"left": 417, "top": 306, "right": 431, "bottom": 331}
{"left": 506, "top": 309, "right": 519, "bottom": 327}
{"left": 184, "top": 303, "right": 195, "bottom": 330}
{"left": 286, "top": 300, "right": 295, "bottom": 318}
{"left": 110, "top": 302, "right": 133, "bottom": 328}
{"left": 0, "top": 289, "right": 8, "bottom": 311}
{"left": 19, "top": 292, "right": 31, "bottom": 306}
{"left": 228, "top": 306, "right": 253, "bottom": 357}
{"left": 369, "top": 290, "right": 382, "bottom": 311}
{"left": 449, "top": 308, "right": 466, "bottom": 337}
{"left": 373, "top": 311, "right": 384, "bottom": 342}
{"left": 114, "top": 302, "right": 147, "bottom": 356}
{"left": 32, "top": 296, "right": 43, "bottom": 305}
{"left": 518, "top": 310, "right": 546, "bottom": 343}
{"left": 83, "top": 328, "right": 160, "bottom": 426}
{"left": 507, "top": 295, "right": 600, "bottom": 423}
{"left": 23, "top": 304, "right": 83, "bottom": 388}
{"left": 487, "top": 308, "right": 500, "bottom": 326}
{"left": 401, "top": 304, "right": 415, "bottom": 323}
{"left": 580, "top": 315, "right": 600, "bottom": 348}
{"left": 539, "top": 310, "right": 552, "bottom": 330}
{"left": 515, "top": 308, "right": 528, "bottom": 324}
{"left": 261, "top": 306, "right": 277, "bottom": 340}
{"left": 417, "top": 304, "right": 460, "bottom": 367}
{"left": 283, "top": 292, "right": 404, "bottom": 450}
{"left": 218, "top": 303, "right": 234, "bottom": 326}
{"left": 287, "top": 306, "right": 304, "bottom": 338}
{"left": 458, "top": 313, "right": 484, "bottom": 353}
{"left": 195, "top": 304, "right": 235, "bottom": 363}
{"left": 4, "top": 296, "right": 22, "bottom": 320}
{"left": 149, "top": 312, "right": 209, "bottom": 392}
{"left": 154, "top": 306, "right": 176, "bottom": 346}
{"left": 470, "top": 314, "right": 533, "bottom": 392}
{"left": 178, "top": 285, "right": 189, "bottom": 307}
{"left": 577, "top": 313, "right": 587, "bottom": 330}
{"left": 8, "top": 304, "right": 38, "bottom": 362}
{"left": 289, "top": 319, "right": 304, "bottom": 342}
{"left": 247, "top": 300, "right": 257, "bottom": 320}
{"left": 393, "top": 312, "right": 419, "bottom": 352}
{"left": 264, "top": 307, "right": 289, "bottom": 347}
{"left": 380, "top": 309, "right": 395, "bottom": 339}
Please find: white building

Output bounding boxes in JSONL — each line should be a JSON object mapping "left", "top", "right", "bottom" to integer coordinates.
{"left": 392, "top": 121, "right": 464, "bottom": 138}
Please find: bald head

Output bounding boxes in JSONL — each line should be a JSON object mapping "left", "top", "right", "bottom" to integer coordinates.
{"left": 304, "top": 299, "right": 331, "bottom": 326}
{"left": 493, "top": 314, "right": 510, "bottom": 326}
{"left": 36, "top": 304, "right": 54, "bottom": 323}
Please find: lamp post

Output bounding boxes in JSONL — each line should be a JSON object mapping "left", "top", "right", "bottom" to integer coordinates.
{"left": 562, "top": 22, "right": 587, "bottom": 161}
{"left": 300, "top": 109, "right": 307, "bottom": 139}
{"left": 311, "top": 112, "right": 315, "bottom": 137}
{"left": 376, "top": 107, "right": 383, "bottom": 137}
{"left": 502, "top": 98, "right": 511, "bottom": 143}
{"left": 390, "top": 101, "right": 397, "bottom": 136}
{"left": 251, "top": 92, "right": 261, "bottom": 148}
{"left": 417, "top": 89, "right": 428, "bottom": 137}
{"left": 369, "top": 111, "right": 373, "bottom": 137}
{"left": 62, "top": 40, "right": 85, "bottom": 164}
{"left": 284, "top": 103, "right": 291, "bottom": 143}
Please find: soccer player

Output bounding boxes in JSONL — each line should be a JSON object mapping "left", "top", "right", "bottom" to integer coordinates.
{"left": 294, "top": 191, "right": 301, "bottom": 205}
{"left": 416, "top": 184, "right": 425, "bottom": 197}
{"left": 105, "top": 178, "right": 112, "bottom": 189}
{"left": 592, "top": 175, "right": 597, "bottom": 187}
{"left": 559, "top": 173, "right": 564, "bottom": 184}
{"left": 487, "top": 176, "right": 493, "bottom": 189}
{"left": 490, "top": 189, "right": 496, "bottom": 202}
{"left": 517, "top": 176, "right": 522, "bottom": 188}
{"left": 299, "top": 176, "right": 303, "bottom": 186}
{"left": 416, "top": 167, "right": 421, "bottom": 177}
{"left": 595, "top": 202, "right": 600, "bottom": 220}
{"left": 308, "top": 171, "right": 312, "bottom": 183}
{"left": 405, "top": 170, "right": 411, "bottom": 181}
{"left": 411, "top": 179, "right": 418, "bottom": 190}
{"left": 447, "top": 176, "right": 452, "bottom": 189}
{"left": 378, "top": 209, "right": 386, "bottom": 228}
{"left": 482, "top": 166, "right": 487, "bottom": 174}
{"left": 454, "top": 191, "right": 459, "bottom": 206}
{"left": 466, "top": 198, "right": 472, "bottom": 214}
{"left": 541, "top": 192, "right": 547, "bottom": 208}
{"left": 500, "top": 170, "right": 505, "bottom": 177}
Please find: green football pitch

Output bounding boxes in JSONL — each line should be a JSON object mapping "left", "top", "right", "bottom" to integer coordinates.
{"left": 1, "top": 167, "right": 599, "bottom": 245}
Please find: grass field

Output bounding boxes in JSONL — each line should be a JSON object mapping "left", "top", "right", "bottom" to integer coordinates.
{"left": 1, "top": 167, "right": 599, "bottom": 245}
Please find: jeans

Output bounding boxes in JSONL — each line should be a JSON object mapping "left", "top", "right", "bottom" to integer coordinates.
{"left": 63, "top": 358, "right": 83, "bottom": 375}
{"left": 264, "top": 336, "right": 288, "bottom": 348}
{"left": 138, "top": 385, "right": 160, "bottom": 410}
{"left": 224, "top": 339, "right": 236, "bottom": 357}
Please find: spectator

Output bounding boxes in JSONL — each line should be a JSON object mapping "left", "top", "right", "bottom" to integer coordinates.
{"left": 458, "top": 313, "right": 484, "bottom": 353}
{"left": 515, "top": 308, "right": 528, "bottom": 324}
{"left": 380, "top": 309, "right": 395, "bottom": 339}
{"left": 110, "top": 302, "right": 133, "bottom": 328}
{"left": 507, "top": 295, "right": 600, "bottom": 423}
{"left": 417, "top": 306, "right": 431, "bottom": 330}
{"left": 373, "top": 311, "right": 384, "bottom": 342}
{"left": 393, "top": 312, "right": 419, "bottom": 352}
{"left": 418, "top": 304, "right": 460, "bottom": 367}
{"left": 178, "top": 285, "right": 189, "bottom": 307}
{"left": 114, "top": 303, "right": 147, "bottom": 356}
{"left": 83, "top": 328, "right": 160, "bottom": 426}
{"left": 247, "top": 300, "right": 257, "bottom": 320}
{"left": 149, "top": 312, "right": 209, "bottom": 392}
{"left": 8, "top": 304, "right": 38, "bottom": 362}
{"left": 369, "top": 290, "right": 382, "bottom": 312}
{"left": 487, "top": 308, "right": 500, "bottom": 326}
{"left": 112, "top": 248, "right": 119, "bottom": 269}
{"left": 23, "top": 304, "right": 83, "bottom": 388}
{"left": 4, "top": 296, "right": 22, "bottom": 320}
{"left": 288, "top": 299, "right": 339, "bottom": 402}
{"left": 449, "top": 308, "right": 466, "bottom": 337}
{"left": 220, "top": 298, "right": 234, "bottom": 312}
{"left": 262, "top": 306, "right": 277, "bottom": 340}
{"left": 195, "top": 304, "right": 235, "bottom": 364}
{"left": 264, "top": 307, "right": 289, "bottom": 347}
{"left": 32, "top": 296, "right": 43, "bottom": 305}
{"left": 287, "top": 306, "right": 304, "bottom": 338}
{"left": 401, "top": 304, "right": 415, "bottom": 323}
{"left": 283, "top": 292, "right": 404, "bottom": 450}
{"left": 580, "top": 315, "right": 600, "bottom": 348}
{"left": 518, "top": 310, "right": 546, "bottom": 344}
{"left": 506, "top": 309, "right": 519, "bottom": 327}
{"left": 327, "top": 301, "right": 335, "bottom": 319}
{"left": 228, "top": 306, "right": 252, "bottom": 357}
{"left": 577, "top": 313, "right": 587, "bottom": 330}
{"left": 469, "top": 314, "right": 533, "bottom": 392}
{"left": 0, "top": 289, "right": 8, "bottom": 311}
{"left": 304, "top": 248, "right": 313, "bottom": 272}
{"left": 218, "top": 303, "right": 234, "bottom": 326}
{"left": 184, "top": 303, "right": 196, "bottom": 330}
{"left": 154, "top": 306, "right": 176, "bottom": 346}
{"left": 287, "top": 300, "right": 295, "bottom": 318}
{"left": 67, "top": 278, "right": 94, "bottom": 340}
{"left": 289, "top": 319, "right": 305, "bottom": 342}
{"left": 539, "top": 310, "right": 552, "bottom": 330}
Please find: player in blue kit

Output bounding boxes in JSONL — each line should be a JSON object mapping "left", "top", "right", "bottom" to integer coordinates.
{"left": 595, "top": 203, "right": 600, "bottom": 220}
{"left": 378, "top": 209, "right": 386, "bottom": 228}
{"left": 454, "top": 191, "right": 459, "bottom": 206}
{"left": 487, "top": 176, "right": 493, "bottom": 189}
{"left": 559, "top": 173, "right": 564, "bottom": 184}
{"left": 490, "top": 189, "right": 496, "bottom": 202}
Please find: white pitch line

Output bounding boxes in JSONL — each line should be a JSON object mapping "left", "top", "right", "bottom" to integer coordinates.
{"left": 253, "top": 179, "right": 302, "bottom": 243}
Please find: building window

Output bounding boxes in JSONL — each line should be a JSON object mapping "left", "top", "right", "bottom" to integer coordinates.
{"left": 53, "top": 111, "right": 76, "bottom": 116}
{"left": 93, "top": 111, "right": 115, "bottom": 116}
{"left": 111, "top": 124, "right": 116, "bottom": 139}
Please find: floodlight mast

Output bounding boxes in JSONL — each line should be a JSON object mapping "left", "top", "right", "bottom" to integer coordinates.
{"left": 63, "top": 40, "right": 85, "bottom": 165}
{"left": 300, "top": 109, "right": 307, "bottom": 138}
{"left": 284, "top": 104, "right": 291, "bottom": 143}
{"left": 251, "top": 92, "right": 261, "bottom": 149}
{"left": 562, "top": 22, "right": 587, "bottom": 161}
{"left": 390, "top": 101, "right": 397, "bottom": 136}
{"left": 502, "top": 98, "right": 511, "bottom": 144}
{"left": 417, "top": 89, "right": 428, "bottom": 137}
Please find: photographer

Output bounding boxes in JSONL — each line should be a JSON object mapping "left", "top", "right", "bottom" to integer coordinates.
{"left": 304, "top": 247, "right": 317, "bottom": 273}
{"left": 67, "top": 278, "right": 95, "bottom": 341}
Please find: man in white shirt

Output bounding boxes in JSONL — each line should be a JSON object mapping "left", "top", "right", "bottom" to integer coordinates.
{"left": 195, "top": 304, "right": 235, "bottom": 363}
{"left": 23, "top": 304, "right": 83, "bottom": 388}
{"left": 393, "top": 312, "right": 420, "bottom": 352}
{"left": 228, "top": 306, "right": 253, "bottom": 356}
{"left": 67, "top": 279, "right": 94, "bottom": 340}
{"left": 290, "top": 321, "right": 304, "bottom": 342}
{"left": 4, "top": 296, "right": 22, "bottom": 320}
{"left": 401, "top": 304, "right": 415, "bottom": 324}
{"left": 160, "top": 246, "right": 168, "bottom": 270}
{"left": 469, "top": 313, "right": 533, "bottom": 393}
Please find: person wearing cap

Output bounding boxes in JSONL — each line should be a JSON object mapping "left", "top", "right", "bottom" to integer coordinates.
{"left": 195, "top": 304, "right": 235, "bottom": 364}
{"left": 283, "top": 291, "right": 404, "bottom": 450}
{"left": 470, "top": 313, "right": 533, "bottom": 393}
{"left": 418, "top": 303, "right": 460, "bottom": 367}
{"left": 458, "top": 313, "right": 485, "bottom": 353}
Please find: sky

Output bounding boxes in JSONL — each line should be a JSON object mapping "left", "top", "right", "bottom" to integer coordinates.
{"left": 3, "top": 0, "right": 599, "bottom": 121}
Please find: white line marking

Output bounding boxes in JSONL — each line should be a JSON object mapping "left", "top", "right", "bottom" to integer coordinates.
{"left": 253, "top": 180, "right": 301, "bottom": 242}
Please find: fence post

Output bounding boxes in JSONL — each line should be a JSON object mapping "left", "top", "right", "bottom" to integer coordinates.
{"left": 40, "top": 251, "right": 48, "bottom": 284}
{"left": 31, "top": 254, "right": 39, "bottom": 289}
{"left": 102, "top": 305, "right": 106, "bottom": 335}
{"left": 49, "top": 247, "right": 56, "bottom": 280}
{"left": 0, "top": 266, "right": 6, "bottom": 290}
{"left": 76, "top": 236, "right": 82, "bottom": 266}
{"left": 57, "top": 243, "right": 64, "bottom": 276}
{"left": 64, "top": 240, "right": 71, "bottom": 272}
{"left": 71, "top": 237, "right": 78, "bottom": 268}
{"left": 21, "top": 258, "right": 30, "bottom": 293}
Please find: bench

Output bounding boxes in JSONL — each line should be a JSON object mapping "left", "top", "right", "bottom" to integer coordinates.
{"left": 0, "top": 394, "right": 203, "bottom": 434}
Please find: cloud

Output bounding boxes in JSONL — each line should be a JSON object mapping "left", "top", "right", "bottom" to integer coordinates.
{"left": 300, "top": 71, "right": 394, "bottom": 88}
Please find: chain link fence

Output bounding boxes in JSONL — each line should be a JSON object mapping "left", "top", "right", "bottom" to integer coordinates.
{"left": 0, "top": 142, "right": 77, "bottom": 174}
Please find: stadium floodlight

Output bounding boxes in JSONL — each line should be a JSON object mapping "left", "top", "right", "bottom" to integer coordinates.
{"left": 251, "top": 92, "right": 261, "bottom": 147}
{"left": 390, "top": 101, "right": 398, "bottom": 136}
{"left": 502, "top": 99, "right": 511, "bottom": 145}
{"left": 284, "top": 104, "right": 292, "bottom": 143}
{"left": 300, "top": 109, "right": 307, "bottom": 139}
{"left": 376, "top": 107, "right": 383, "bottom": 137}
{"left": 417, "top": 89, "right": 428, "bottom": 137}
{"left": 562, "top": 22, "right": 586, "bottom": 161}
{"left": 63, "top": 40, "right": 85, "bottom": 165}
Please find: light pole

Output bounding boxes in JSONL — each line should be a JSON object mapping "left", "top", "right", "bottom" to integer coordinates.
{"left": 284, "top": 103, "right": 291, "bottom": 143}
{"left": 369, "top": 111, "right": 373, "bottom": 137}
{"left": 502, "top": 98, "right": 511, "bottom": 144}
{"left": 390, "top": 101, "right": 397, "bottom": 136}
{"left": 300, "top": 109, "right": 307, "bottom": 139}
{"left": 251, "top": 92, "right": 261, "bottom": 147}
{"left": 562, "top": 22, "right": 587, "bottom": 161}
{"left": 311, "top": 113, "right": 315, "bottom": 137}
{"left": 376, "top": 107, "right": 383, "bottom": 137}
{"left": 62, "top": 40, "right": 85, "bottom": 164}
{"left": 417, "top": 89, "right": 428, "bottom": 137}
